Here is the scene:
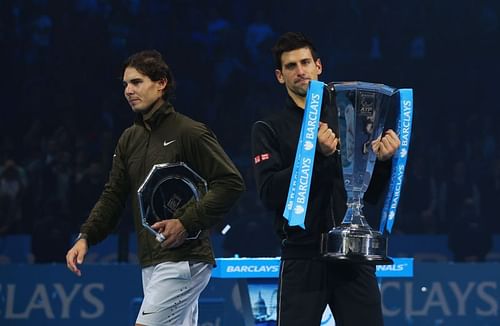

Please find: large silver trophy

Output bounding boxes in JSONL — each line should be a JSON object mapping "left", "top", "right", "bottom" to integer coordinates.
{"left": 137, "top": 162, "right": 207, "bottom": 243}
{"left": 321, "top": 81, "right": 402, "bottom": 265}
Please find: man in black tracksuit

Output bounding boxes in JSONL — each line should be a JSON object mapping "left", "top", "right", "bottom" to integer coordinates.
{"left": 251, "top": 32, "right": 400, "bottom": 325}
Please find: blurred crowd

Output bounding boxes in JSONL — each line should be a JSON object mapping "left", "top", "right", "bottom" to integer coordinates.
{"left": 1, "top": 0, "right": 500, "bottom": 262}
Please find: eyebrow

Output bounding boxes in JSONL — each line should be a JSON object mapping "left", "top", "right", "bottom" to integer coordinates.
{"left": 284, "top": 58, "right": 312, "bottom": 69}
{"left": 123, "top": 78, "right": 143, "bottom": 85}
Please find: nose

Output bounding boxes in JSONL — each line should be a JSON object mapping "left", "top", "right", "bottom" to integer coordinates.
{"left": 125, "top": 84, "right": 134, "bottom": 96}
{"left": 296, "top": 63, "right": 306, "bottom": 76}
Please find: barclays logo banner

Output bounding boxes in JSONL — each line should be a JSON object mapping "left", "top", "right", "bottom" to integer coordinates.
{"left": 212, "top": 258, "right": 280, "bottom": 278}
{"left": 0, "top": 264, "right": 143, "bottom": 325}
{"left": 213, "top": 257, "right": 413, "bottom": 279}
{"left": 376, "top": 258, "right": 414, "bottom": 277}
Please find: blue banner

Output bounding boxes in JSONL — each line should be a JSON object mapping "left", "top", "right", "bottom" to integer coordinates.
{"left": 1, "top": 262, "right": 499, "bottom": 325}
{"left": 380, "top": 262, "right": 500, "bottom": 325}
{"left": 211, "top": 257, "right": 413, "bottom": 278}
{"left": 380, "top": 88, "right": 414, "bottom": 233}
{"left": 0, "top": 264, "right": 142, "bottom": 325}
{"left": 283, "top": 80, "right": 324, "bottom": 229}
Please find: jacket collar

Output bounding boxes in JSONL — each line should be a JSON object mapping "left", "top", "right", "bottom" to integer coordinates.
{"left": 134, "top": 101, "right": 175, "bottom": 128}
{"left": 285, "top": 95, "right": 304, "bottom": 116}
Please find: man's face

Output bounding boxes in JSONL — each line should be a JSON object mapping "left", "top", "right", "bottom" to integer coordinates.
{"left": 275, "top": 47, "right": 322, "bottom": 98}
{"left": 123, "top": 67, "right": 166, "bottom": 113}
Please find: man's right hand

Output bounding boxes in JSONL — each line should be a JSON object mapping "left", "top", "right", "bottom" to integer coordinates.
{"left": 317, "top": 122, "right": 339, "bottom": 156}
{"left": 66, "top": 238, "right": 88, "bottom": 277}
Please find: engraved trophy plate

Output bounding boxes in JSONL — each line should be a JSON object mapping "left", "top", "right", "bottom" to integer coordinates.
{"left": 321, "top": 81, "right": 399, "bottom": 265}
{"left": 137, "top": 162, "right": 207, "bottom": 243}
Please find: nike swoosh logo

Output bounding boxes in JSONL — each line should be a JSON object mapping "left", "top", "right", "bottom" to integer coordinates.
{"left": 142, "top": 311, "right": 155, "bottom": 315}
{"left": 163, "top": 140, "right": 176, "bottom": 147}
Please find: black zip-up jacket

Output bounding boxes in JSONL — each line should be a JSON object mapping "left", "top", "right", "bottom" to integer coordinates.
{"left": 251, "top": 93, "right": 391, "bottom": 259}
{"left": 80, "top": 102, "right": 245, "bottom": 267}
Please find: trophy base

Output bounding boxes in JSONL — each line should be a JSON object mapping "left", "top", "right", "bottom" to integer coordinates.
{"left": 321, "top": 224, "right": 393, "bottom": 265}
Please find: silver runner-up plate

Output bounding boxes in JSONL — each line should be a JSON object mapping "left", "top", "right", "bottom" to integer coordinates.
{"left": 137, "top": 162, "right": 207, "bottom": 243}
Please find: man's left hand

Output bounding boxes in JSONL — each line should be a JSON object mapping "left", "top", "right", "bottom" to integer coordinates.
{"left": 371, "top": 129, "right": 400, "bottom": 161}
{"left": 151, "top": 219, "right": 188, "bottom": 248}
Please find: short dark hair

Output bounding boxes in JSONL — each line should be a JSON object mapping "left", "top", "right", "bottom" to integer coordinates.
{"left": 272, "top": 32, "right": 319, "bottom": 70}
{"left": 123, "top": 50, "right": 176, "bottom": 100}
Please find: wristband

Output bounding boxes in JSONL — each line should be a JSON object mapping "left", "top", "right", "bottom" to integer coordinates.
{"left": 74, "top": 233, "right": 88, "bottom": 245}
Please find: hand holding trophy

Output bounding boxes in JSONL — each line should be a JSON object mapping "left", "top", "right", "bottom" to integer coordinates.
{"left": 137, "top": 162, "right": 207, "bottom": 243}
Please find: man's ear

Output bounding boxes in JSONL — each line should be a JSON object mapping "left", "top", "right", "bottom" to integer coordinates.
{"left": 275, "top": 69, "right": 285, "bottom": 84}
{"left": 158, "top": 78, "right": 168, "bottom": 92}
{"left": 316, "top": 58, "right": 323, "bottom": 76}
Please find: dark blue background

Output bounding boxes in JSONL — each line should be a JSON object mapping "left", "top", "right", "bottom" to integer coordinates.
{"left": 1, "top": 0, "right": 499, "bottom": 261}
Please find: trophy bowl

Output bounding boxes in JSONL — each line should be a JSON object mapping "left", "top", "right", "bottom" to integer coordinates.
{"left": 137, "top": 162, "right": 207, "bottom": 243}
{"left": 320, "top": 81, "right": 401, "bottom": 265}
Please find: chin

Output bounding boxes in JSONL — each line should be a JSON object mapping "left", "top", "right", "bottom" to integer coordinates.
{"left": 294, "top": 88, "right": 308, "bottom": 97}
{"left": 131, "top": 106, "right": 147, "bottom": 113}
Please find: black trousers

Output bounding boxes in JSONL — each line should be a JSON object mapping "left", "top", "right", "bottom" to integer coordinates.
{"left": 277, "top": 259, "right": 383, "bottom": 326}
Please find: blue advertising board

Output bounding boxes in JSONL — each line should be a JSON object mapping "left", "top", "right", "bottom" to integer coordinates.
{"left": 211, "top": 257, "right": 413, "bottom": 278}
{"left": 1, "top": 261, "right": 499, "bottom": 325}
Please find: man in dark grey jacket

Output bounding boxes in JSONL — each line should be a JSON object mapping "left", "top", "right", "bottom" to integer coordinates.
{"left": 66, "top": 50, "right": 245, "bottom": 326}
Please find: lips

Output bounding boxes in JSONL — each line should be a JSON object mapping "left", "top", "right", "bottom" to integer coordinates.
{"left": 128, "top": 98, "right": 140, "bottom": 105}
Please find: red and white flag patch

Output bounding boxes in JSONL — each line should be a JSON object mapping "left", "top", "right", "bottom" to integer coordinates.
{"left": 254, "top": 153, "right": 271, "bottom": 165}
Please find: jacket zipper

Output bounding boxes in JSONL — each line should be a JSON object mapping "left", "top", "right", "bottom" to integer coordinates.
{"left": 142, "top": 129, "right": 153, "bottom": 261}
